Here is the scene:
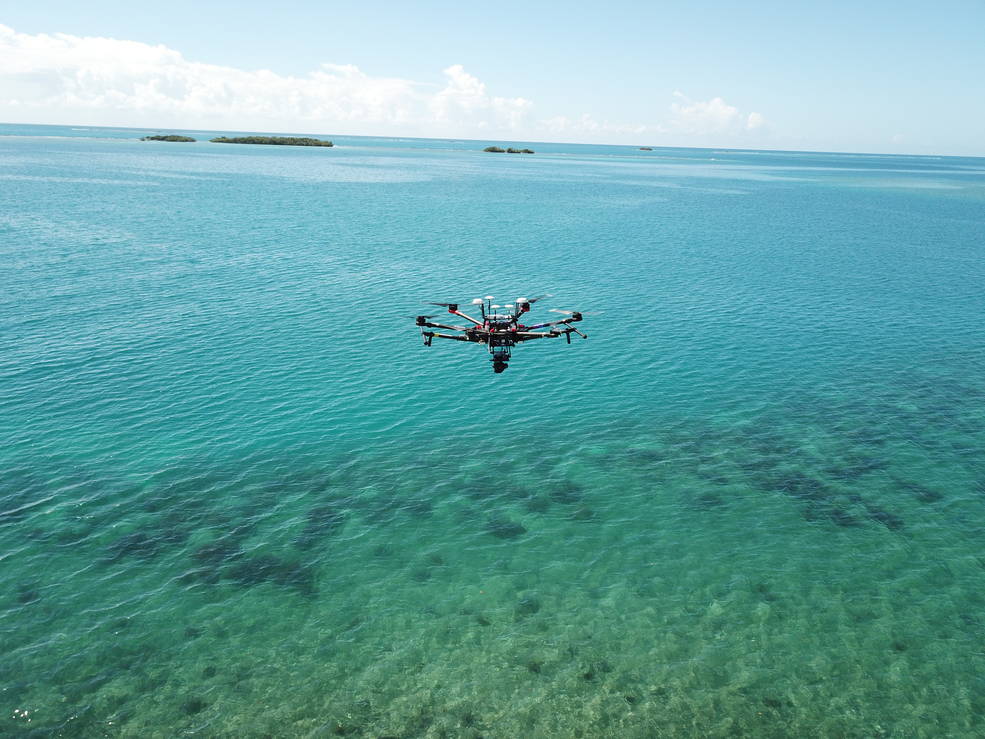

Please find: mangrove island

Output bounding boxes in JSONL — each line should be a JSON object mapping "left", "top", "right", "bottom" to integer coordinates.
{"left": 483, "top": 146, "right": 535, "bottom": 154}
{"left": 209, "top": 136, "right": 334, "bottom": 147}
{"left": 141, "top": 135, "right": 196, "bottom": 142}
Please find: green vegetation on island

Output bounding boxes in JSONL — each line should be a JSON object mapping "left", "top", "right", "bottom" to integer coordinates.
{"left": 483, "top": 145, "right": 535, "bottom": 154}
{"left": 639, "top": 146, "right": 653, "bottom": 151}
{"left": 141, "top": 135, "right": 196, "bottom": 142}
{"left": 209, "top": 136, "right": 334, "bottom": 147}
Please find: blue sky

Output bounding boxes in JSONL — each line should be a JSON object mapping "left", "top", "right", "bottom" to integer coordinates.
{"left": 2, "top": 0, "right": 983, "bottom": 154}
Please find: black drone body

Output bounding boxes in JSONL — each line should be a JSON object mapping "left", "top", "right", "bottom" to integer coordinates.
{"left": 415, "top": 294, "right": 587, "bottom": 372}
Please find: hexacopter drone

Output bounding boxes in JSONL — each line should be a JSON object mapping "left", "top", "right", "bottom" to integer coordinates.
{"left": 414, "top": 294, "right": 587, "bottom": 372}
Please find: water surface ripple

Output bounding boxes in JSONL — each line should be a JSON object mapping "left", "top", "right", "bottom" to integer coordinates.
{"left": 2, "top": 125, "right": 985, "bottom": 736}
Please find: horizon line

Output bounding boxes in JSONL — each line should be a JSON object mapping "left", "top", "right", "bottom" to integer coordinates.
{"left": 1, "top": 120, "right": 980, "bottom": 160}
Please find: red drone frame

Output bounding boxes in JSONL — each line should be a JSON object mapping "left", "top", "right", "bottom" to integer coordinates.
{"left": 415, "top": 294, "right": 587, "bottom": 372}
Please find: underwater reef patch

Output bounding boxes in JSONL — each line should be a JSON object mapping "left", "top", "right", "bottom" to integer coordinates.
{"left": 549, "top": 479, "right": 585, "bottom": 504}
{"left": 104, "top": 528, "right": 187, "bottom": 563}
{"left": 223, "top": 554, "right": 317, "bottom": 595}
{"left": 864, "top": 504, "right": 905, "bottom": 531}
{"left": 485, "top": 516, "right": 527, "bottom": 539}
{"left": 294, "top": 502, "right": 347, "bottom": 550}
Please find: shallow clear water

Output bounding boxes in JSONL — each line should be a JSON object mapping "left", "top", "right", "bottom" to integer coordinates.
{"left": 2, "top": 124, "right": 985, "bottom": 737}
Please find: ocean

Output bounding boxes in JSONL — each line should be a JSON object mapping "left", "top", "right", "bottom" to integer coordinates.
{"left": 1, "top": 123, "right": 984, "bottom": 736}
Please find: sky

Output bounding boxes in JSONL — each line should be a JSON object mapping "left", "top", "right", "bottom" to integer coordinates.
{"left": 1, "top": 0, "right": 984, "bottom": 155}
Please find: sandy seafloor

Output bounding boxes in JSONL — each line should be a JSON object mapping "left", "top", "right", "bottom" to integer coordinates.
{"left": 1, "top": 124, "right": 985, "bottom": 736}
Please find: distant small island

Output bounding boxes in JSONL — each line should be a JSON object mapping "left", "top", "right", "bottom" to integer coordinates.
{"left": 639, "top": 147, "right": 653, "bottom": 151}
{"left": 483, "top": 146, "right": 535, "bottom": 154}
{"left": 210, "top": 136, "right": 334, "bottom": 147}
{"left": 141, "top": 135, "right": 196, "bottom": 142}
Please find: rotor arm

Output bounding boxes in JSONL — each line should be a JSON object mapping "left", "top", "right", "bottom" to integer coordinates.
{"left": 523, "top": 316, "right": 581, "bottom": 331}
{"left": 425, "top": 331, "right": 473, "bottom": 342}
{"left": 449, "top": 309, "right": 483, "bottom": 326}
{"left": 512, "top": 331, "right": 557, "bottom": 342}
{"left": 422, "top": 302, "right": 484, "bottom": 326}
{"left": 421, "top": 322, "right": 469, "bottom": 331}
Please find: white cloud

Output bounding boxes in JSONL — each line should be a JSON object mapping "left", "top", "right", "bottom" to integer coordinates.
{"left": 669, "top": 91, "right": 767, "bottom": 135}
{"left": 746, "top": 111, "right": 766, "bottom": 130}
{"left": 429, "top": 65, "right": 531, "bottom": 130}
{"left": 540, "top": 95, "right": 765, "bottom": 145}
{"left": 0, "top": 25, "right": 772, "bottom": 146}
{"left": 0, "top": 25, "right": 529, "bottom": 136}
{"left": 542, "top": 113, "right": 649, "bottom": 137}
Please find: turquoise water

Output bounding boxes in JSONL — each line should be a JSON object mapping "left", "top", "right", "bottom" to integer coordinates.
{"left": 2, "top": 124, "right": 985, "bottom": 737}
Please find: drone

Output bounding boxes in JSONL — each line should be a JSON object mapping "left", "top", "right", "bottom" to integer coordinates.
{"left": 414, "top": 294, "right": 587, "bottom": 372}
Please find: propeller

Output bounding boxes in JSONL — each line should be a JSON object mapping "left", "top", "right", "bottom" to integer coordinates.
{"left": 424, "top": 302, "right": 458, "bottom": 307}
{"left": 405, "top": 313, "right": 440, "bottom": 320}
{"left": 549, "top": 309, "right": 602, "bottom": 316}
{"left": 518, "top": 293, "right": 553, "bottom": 305}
